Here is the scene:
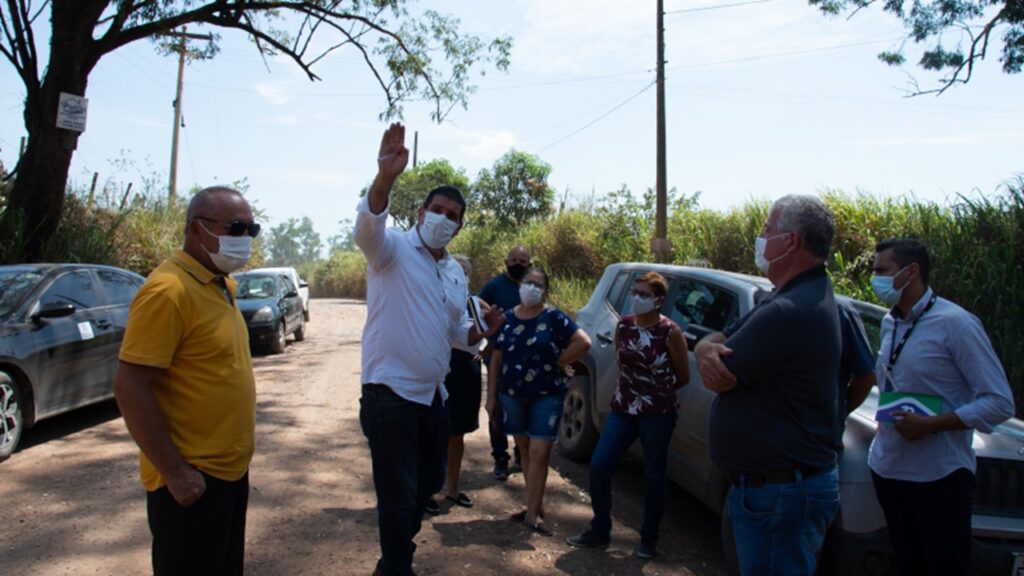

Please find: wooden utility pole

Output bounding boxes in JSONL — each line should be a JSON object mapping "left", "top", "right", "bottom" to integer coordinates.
{"left": 652, "top": 0, "right": 672, "bottom": 263}
{"left": 413, "top": 131, "right": 419, "bottom": 168}
{"left": 167, "top": 26, "right": 213, "bottom": 200}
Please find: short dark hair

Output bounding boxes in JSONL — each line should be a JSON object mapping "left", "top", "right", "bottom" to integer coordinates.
{"left": 423, "top": 186, "right": 466, "bottom": 220}
{"left": 636, "top": 271, "right": 668, "bottom": 298}
{"left": 875, "top": 237, "right": 930, "bottom": 284}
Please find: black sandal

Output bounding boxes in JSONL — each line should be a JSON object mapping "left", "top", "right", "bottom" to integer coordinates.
{"left": 509, "top": 508, "right": 544, "bottom": 522}
{"left": 527, "top": 519, "right": 553, "bottom": 537}
{"left": 445, "top": 492, "right": 474, "bottom": 508}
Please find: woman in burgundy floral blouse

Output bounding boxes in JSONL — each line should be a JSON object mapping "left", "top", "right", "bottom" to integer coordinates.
{"left": 566, "top": 271, "right": 689, "bottom": 559}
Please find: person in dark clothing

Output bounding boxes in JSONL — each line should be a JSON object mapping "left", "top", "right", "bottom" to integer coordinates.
{"left": 835, "top": 302, "right": 876, "bottom": 449}
{"left": 426, "top": 255, "right": 485, "bottom": 515}
{"left": 478, "top": 245, "right": 531, "bottom": 480}
{"left": 695, "top": 195, "right": 841, "bottom": 576}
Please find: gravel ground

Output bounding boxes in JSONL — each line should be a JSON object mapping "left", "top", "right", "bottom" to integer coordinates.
{"left": 0, "top": 298, "right": 728, "bottom": 576}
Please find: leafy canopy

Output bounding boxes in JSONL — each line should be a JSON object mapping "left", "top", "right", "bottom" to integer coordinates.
{"left": 811, "top": 0, "right": 1022, "bottom": 94}
{"left": 388, "top": 159, "right": 471, "bottom": 230}
{"left": 264, "top": 216, "right": 322, "bottom": 265}
{"left": 471, "top": 150, "right": 554, "bottom": 229}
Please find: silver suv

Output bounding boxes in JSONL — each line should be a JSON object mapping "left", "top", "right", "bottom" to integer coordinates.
{"left": 559, "top": 262, "right": 1024, "bottom": 575}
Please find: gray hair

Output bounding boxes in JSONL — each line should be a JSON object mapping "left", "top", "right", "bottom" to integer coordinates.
{"left": 184, "top": 186, "right": 244, "bottom": 239}
{"left": 453, "top": 254, "right": 472, "bottom": 277}
{"left": 774, "top": 195, "right": 834, "bottom": 260}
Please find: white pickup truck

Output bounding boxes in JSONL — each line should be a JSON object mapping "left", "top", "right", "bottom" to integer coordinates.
{"left": 249, "top": 266, "right": 310, "bottom": 320}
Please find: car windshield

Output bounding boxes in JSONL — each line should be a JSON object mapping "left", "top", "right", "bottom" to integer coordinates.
{"left": 236, "top": 276, "right": 278, "bottom": 299}
{"left": 0, "top": 270, "right": 44, "bottom": 317}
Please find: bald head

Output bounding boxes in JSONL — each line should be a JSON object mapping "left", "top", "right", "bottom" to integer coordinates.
{"left": 183, "top": 186, "right": 255, "bottom": 274}
{"left": 504, "top": 245, "right": 531, "bottom": 282}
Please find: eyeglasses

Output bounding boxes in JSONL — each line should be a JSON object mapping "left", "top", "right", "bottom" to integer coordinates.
{"left": 194, "top": 216, "right": 261, "bottom": 238}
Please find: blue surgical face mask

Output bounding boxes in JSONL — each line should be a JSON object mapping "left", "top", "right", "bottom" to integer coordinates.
{"left": 871, "top": 265, "right": 911, "bottom": 307}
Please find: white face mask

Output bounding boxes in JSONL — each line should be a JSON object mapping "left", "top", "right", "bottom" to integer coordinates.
{"left": 519, "top": 283, "right": 545, "bottom": 307}
{"left": 632, "top": 294, "right": 658, "bottom": 315}
{"left": 419, "top": 211, "right": 459, "bottom": 250}
{"left": 754, "top": 232, "right": 790, "bottom": 275}
{"left": 198, "top": 221, "right": 252, "bottom": 274}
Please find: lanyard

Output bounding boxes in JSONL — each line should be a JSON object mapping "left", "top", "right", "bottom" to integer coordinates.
{"left": 886, "top": 294, "right": 937, "bottom": 372}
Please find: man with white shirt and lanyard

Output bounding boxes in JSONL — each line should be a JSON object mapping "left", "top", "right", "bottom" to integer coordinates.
{"left": 868, "top": 237, "right": 1015, "bottom": 576}
{"left": 355, "top": 122, "right": 504, "bottom": 576}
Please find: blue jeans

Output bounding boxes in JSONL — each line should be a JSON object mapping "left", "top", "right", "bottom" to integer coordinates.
{"left": 589, "top": 410, "right": 676, "bottom": 544}
{"left": 500, "top": 393, "right": 564, "bottom": 440}
{"left": 728, "top": 466, "right": 839, "bottom": 576}
{"left": 359, "top": 384, "right": 449, "bottom": 576}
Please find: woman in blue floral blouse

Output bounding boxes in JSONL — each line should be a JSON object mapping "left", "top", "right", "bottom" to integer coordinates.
{"left": 485, "top": 267, "right": 591, "bottom": 536}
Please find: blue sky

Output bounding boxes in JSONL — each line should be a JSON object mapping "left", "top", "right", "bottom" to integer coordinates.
{"left": 1, "top": 0, "right": 1021, "bottom": 246}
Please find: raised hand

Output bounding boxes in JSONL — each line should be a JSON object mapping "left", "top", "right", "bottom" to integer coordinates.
{"left": 377, "top": 122, "right": 409, "bottom": 182}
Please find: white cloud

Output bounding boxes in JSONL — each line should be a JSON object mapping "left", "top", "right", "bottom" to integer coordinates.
{"left": 254, "top": 81, "right": 291, "bottom": 106}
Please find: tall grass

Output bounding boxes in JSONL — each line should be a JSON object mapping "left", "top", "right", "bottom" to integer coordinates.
{"left": 403, "top": 183, "right": 1024, "bottom": 412}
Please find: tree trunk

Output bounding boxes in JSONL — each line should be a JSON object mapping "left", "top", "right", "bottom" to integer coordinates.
{"left": 0, "top": 1, "right": 104, "bottom": 262}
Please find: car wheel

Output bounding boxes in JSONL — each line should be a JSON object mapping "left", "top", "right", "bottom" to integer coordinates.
{"left": 558, "top": 375, "right": 599, "bottom": 461}
{"left": 0, "top": 371, "right": 24, "bottom": 462}
{"left": 720, "top": 495, "right": 741, "bottom": 576}
{"left": 293, "top": 317, "right": 306, "bottom": 342}
{"left": 269, "top": 321, "right": 287, "bottom": 354}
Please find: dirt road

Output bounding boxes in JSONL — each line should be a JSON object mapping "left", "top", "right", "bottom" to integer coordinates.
{"left": 0, "top": 299, "right": 728, "bottom": 576}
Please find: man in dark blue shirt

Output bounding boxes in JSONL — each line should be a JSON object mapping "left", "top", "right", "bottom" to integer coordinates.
{"left": 836, "top": 302, "right": 876, "bottom": 449}
{"left": 479, "top": 245, "right": 531, "bottom": 480}
{"left": 696, "top": 195, "right": 841, "bottom": 576}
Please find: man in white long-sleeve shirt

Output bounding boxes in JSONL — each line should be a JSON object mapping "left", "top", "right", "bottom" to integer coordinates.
{"left": 355, "top": 123, "right": 504, "bottom": 576}
{"left": 868, "top": 237, "right": 1015, "bottom": 576}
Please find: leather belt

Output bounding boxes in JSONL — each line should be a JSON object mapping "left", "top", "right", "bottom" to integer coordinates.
{"left": 727, "top": 465, "right": 832, "bottom": 489}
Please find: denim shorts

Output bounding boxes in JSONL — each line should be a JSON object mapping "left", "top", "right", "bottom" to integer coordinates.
{"left": 500, "top": 392, "right": 563, "bottom": 440}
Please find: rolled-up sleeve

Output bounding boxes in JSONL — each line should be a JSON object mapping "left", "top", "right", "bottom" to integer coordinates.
{"left": 950, "top": 314, "right": 1016, "bottom": 432}
{"left": 354, "top": 196, "right": 395, "bottom": 270}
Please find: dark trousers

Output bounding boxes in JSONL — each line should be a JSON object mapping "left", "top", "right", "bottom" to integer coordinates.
{"left": 488, "top": 393, "right": 522, "bottom": 466}
{"left": 360, "top": 384, "right": 449, "bottom": 576}
{"left": 589, "top": 410, "right": 676, "bottom": 544}
{"left": 488, "top": 392, "right": 511, "bottom": 464}
{"left": 146, "top": 471, "right": 249, "bottom": 576}
{"left": 872, "top": 468, "right": 975, "bottom": 576}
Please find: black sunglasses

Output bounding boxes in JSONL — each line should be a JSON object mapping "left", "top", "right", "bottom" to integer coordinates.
{"left": 195, "top": 216, "right": 261, "bottom": 238}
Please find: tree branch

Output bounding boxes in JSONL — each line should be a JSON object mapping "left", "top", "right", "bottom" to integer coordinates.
{"left": 3, "top": 0, "right": 38, "bottom": 95}
{"left": 909, "top": 7, "right": 1006, "bottom": 96}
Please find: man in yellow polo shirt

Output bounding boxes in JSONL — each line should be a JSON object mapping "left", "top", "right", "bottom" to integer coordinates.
{"left": 115, "top": 186, "right": 258, "bottom": 576}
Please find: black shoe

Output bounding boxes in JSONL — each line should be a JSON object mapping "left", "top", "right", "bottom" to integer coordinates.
{"left": 635, "top": 542, "right": 658, "bottom": 559}
{"left": 566, "top": 530, "right": 610, "bottom": 549}
{"left": 509, "top": 460, "right": 523, "bottom": 475}
{"left": 425, "top": 497, "right": 441, "bottom": 515}
{"left": 493, "top": 461, "right": 509, "bottom": 481}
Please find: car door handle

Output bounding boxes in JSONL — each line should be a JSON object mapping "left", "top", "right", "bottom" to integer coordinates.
{"left": 596, "top": 331, "right": 613, "bottom": 344}
{"left": 95, "top": 319, "right": 112, "bottom": 330}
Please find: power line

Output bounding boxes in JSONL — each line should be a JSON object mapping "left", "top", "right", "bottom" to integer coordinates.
{"left": 666, "top": 0, "right": 775, "bottom": 14}
{"left": 535, "top": 80, "right": 656, "bottom": 154}
{"left": 666, "top": 37, "right": 900, "bottom": 71}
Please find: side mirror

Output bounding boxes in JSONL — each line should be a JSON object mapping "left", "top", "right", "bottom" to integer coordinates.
{"left": 31, "top": 302, "right": 76, "bottom": 324}
{"left": 299, "top": 280, "right": 308, "bottom": 289}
